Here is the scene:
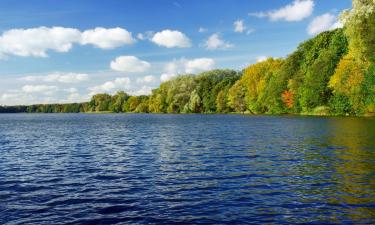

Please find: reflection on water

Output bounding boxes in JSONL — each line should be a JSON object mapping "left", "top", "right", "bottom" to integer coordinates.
{"left": 327, "top": 118, "right": 375, "bottom": 222}
{"left": 0, "top": 114, "right": 374, "bottom": 224}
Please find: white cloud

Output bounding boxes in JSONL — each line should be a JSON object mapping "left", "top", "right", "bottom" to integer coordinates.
{"left": 22, "top": 85, "right": 58, "bottom": 94}
{"left": 136, "top": 75, "right": 156, "bottom": 84}
{"left": 151, "top": 29, "right": 191, "bottom": 48}
{"left": 234, "top": 19, "right": 254, "bottom": 34}
{"left": 0, "top": 26, "right": 135, "bottom": 58}
{"left": 88, "top": 77, "right": 131, "bottom": 94}
{"left": 1, "top": 92, "right": 21, "bottom": 102}
{"left": 0, "top": 27, "right": 81, "bottom": 58}
{"left": 21, "top": 72, "right": 89, "bottom": 83}
{"left": 234, "top": 20, "right": 246, "bottom": 33}
{"left": 204, "top": 33, "right": 233, "bottom": 50}
{"left": 137, "top": 33, "right": 145, "bottom": 40}
{"left": 184, "top": 58, "right": 215, "bottom": 74}
{"left": 160, "top": 73, "right": 177, "bottom": 82}
{"left": 131, "top": 86, "right": 153, "bottom": 96}
{"left": 59, "top": 88, "right": 89, "bottom": 103}
{"left": 0, "top": 91, "right": 35, "bottom": 105}
{"left": 256, "top": 56, "right": 268, "bottom": 63}
{"left": 81, "top": 27, "right": 135, "bottom": 49}
{"left": 160, "top": 57, "right": 215, "bottom": 82}
{"left": 65, "top": 91, "right": 89, "bottom": 103}
{"left": 307, "top": 13, "right": 343, "bottom": 35}
{"left": 110, "top": 56, "right": 151, "bottom": 72}
{"left": 164, "top": 60, "right": 180, "bottom": 74}
{"left": 249, "top": 0, "right": 314, "bottom": 22}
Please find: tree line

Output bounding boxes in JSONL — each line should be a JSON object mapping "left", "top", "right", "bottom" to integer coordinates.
{"left": 1, "top": 0, "right": 374, "bottom": 116}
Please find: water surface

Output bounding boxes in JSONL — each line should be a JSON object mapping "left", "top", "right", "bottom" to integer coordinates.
{"left": 0, "top": 114, "right": 374, "bottom": 224}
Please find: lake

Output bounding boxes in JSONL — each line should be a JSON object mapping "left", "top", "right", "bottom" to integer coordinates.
{"left": 0, "top": 114, "right": 374, "bottom": 224}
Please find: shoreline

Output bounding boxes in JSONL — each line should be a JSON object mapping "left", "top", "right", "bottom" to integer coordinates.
{"left": 1, "top": 111, "right": 374, "bottom": 118}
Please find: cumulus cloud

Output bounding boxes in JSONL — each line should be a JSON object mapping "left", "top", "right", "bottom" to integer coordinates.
{"left": 22, "top": 85, "right": 58, "bottom": 94}
{"left": 0, "top": 26, "right": 135, "bottom": 58}
{"left": 234, "top": 19, "right": 254, "bottom": 34}
{"left": 136, "top": 75, "right": 156, "bottom": 84}
{"left": 249, "top": 0, "right": 314, "bottom": 22}
{"left": 307, "top": 13, "right": 343, "bottom": 35}
{"left": 0, "top": 27, "right": 81, "bottom": 58}
{"left": 234, "top": 20, "right": 246, "bottom": 33}
{"left": 160, "top": 57, "right": 215, "bottom": 82}
{"left": 110, "top": 56, "right": 151, "bottom": 72}
{"left": 204, "top": 33, "right": 233, "bottom": 50}
{"left": 88, "top": 77, "right": 131, "bottom": 94}
{"left": 151, "top": 29, "right": 191, "bottom": 48}
{"left": 21, "top": 72, "right": 89, "bottom": 83}
{"left": 81, "top": 27, "right": 135, "bottom": 49}
{"left": 184, "top": 58, "right": 215, "bottom": 74}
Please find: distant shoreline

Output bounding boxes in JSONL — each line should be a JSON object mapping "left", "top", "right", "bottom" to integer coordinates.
{"left": 1, "top": 109, "right": 374, "bottom": 117}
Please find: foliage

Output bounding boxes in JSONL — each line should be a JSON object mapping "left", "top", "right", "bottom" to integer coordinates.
{"left": 147, "top": 70, "right": 240, "bottom": 114}
{"left": 281, "top": 90, "right": 294, "bottom": 109}
{"left": 362, "top": 61, "right": 375, "bottom": 112}
{"left": 343, "top": 0, "right": 375, "bottom": 62}
{"left": 228, "top": 58, "right": 284, "bottom": 113}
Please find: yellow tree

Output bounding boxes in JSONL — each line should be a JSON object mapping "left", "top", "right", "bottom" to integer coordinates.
{"left": 240, "top": 58, "right": 283, "bottom": 113}
{"left": 329, "top": 55, "right": 366, "bottom": 112}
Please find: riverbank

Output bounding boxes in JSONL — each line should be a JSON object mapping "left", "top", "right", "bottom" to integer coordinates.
{"left": 1, "top": 109, "right": 374, "bottom": 117}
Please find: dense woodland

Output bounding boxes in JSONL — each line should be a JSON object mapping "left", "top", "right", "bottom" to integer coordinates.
{"left": 1, "top": 0, "right": 374, "bottom": 116}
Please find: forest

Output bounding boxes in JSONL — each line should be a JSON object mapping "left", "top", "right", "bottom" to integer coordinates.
{"left": 1, "top": 0, "right": 374, "bottom": 116}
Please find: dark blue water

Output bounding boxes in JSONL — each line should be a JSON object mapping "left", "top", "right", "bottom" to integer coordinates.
{"left": 0, "top": 114, "right": 374, "bottom": 224}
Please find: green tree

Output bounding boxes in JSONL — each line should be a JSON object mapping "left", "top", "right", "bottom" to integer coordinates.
{"left": 90, "top": 93, "right": 112, "bottom": 112}
{"left": 188, "top": 90, "right": 202, "bottom": 113}
{"left": 111, "top": 91, "right": 129, "bottom": 112}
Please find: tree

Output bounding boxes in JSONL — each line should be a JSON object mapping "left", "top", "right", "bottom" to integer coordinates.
{"left": 111, "top": 91, "right": 129, "bottom": 113}
{"left": 188, "top": 90, "right": 202, "bottom": 113}
{"left": 238, "top": 58, "right": 284, "bottom": 113}
{"left": 228, "top": 81, "right": 246, "bottom": 113}
{"left": 89, "top": 93, "right": 112, "bottom": 112}
{"left": 216, "top": 90, "right": 228, "bottom": 113}
{"left": 281, "top": 90, "right": 294, "bottom": 109}
{"left": 343, "top": 0, "right": 375, "bottom": 62}
{"left": 329, "top": 55, "right": 366, "bottom": 114}
{"left": 124, "top": 96, "right": 139, "bottom": 112}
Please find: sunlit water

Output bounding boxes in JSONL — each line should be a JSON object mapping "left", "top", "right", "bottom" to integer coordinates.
{"left": 0, "top": 114, "right": 374, "bottom": 224}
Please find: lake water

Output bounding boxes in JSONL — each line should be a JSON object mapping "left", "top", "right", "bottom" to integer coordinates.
{"left": 0, "top": 114, "right": 374, "bottom": 224}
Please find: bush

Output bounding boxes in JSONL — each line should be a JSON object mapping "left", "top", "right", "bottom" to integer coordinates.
{"left": 329, "top": 94, "right": 353, "bottom": 115}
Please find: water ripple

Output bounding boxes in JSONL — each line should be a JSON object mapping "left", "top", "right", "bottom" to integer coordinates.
{"left": 0, "top": 114, "right": 374, "bottom": 224}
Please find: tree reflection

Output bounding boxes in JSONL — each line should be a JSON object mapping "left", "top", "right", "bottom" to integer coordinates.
{"left": 327, "top": 118, "right": 375, "bottom": 223}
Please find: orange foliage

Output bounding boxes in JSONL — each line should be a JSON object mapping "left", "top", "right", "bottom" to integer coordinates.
{"left": 282, "top": 90, "right": 294, "bottom": 109}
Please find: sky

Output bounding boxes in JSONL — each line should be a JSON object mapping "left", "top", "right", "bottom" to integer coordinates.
{"left": 0, "top": 0, "right": 352, "bottom": 105}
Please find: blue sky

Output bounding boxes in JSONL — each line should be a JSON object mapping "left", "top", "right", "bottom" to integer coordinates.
{"left": 0, "top": 0, "right": 351, "bottom": 105}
